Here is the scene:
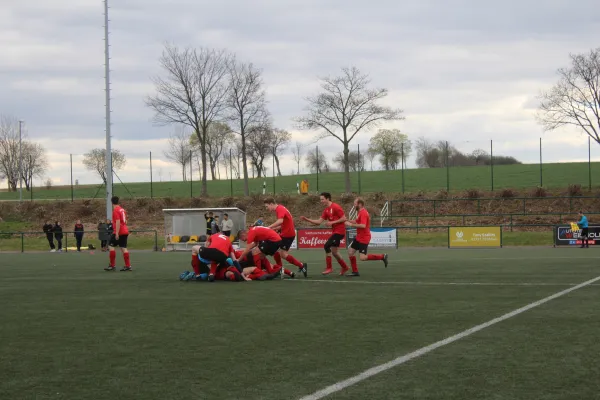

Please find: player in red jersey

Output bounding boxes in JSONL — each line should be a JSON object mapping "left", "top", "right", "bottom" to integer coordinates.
{"left": 264, "top": 198, "right": 308, "bottom": 277}
{"left": 301, "top": 192, "right": 350, "bottom": 275}
{"left": 344, "top": 198, "right": 388, "bottom": 276}
{"left": 238, "top": 226, "right": 296, "bottom": 278}
{"left": 104, "top": 196, "right": 132, "bottom": 272}
{"left": 190, "top": 233, "right": 239, "bottom": 282}
{"left": 233, "top": 249, "right": 279, "bottom": 281}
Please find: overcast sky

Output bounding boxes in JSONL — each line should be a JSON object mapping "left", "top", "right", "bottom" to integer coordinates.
{"left": 1, "top": 0, "right": 599, "bottom": 186}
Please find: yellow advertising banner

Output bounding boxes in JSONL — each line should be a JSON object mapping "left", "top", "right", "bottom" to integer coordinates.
{"left": 449, "top": 227, "right": 502, "bottom": 248}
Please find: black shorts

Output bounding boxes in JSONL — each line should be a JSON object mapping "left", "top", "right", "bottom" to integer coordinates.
{"left": 200, "top": 247, "right": 229, "bottom": 267}
{"left": 109, "top": 234, "right": 128, "bottom": 248}
{"left": 324, "top": 233, "right": 345, "bottom": 250}
{"left": 279, "top": 237, "right": 295, "bottom": 251}
{"left": 258, "top": 240, "right": 281, "bottom": 256}
{"left": 581, "top": 227, "right": 589, "bottom": 238}
{"left": 350, "top": 240, "right": 369, "bottom": 254}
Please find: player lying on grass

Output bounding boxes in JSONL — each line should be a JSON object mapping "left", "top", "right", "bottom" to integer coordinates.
{"left": 344, "top": 198, "right": 388, "bottom": 276}
{"left": 300, "top": 192, "right": 350, "bottom": 276}
{"left": 186, "top": 233, "right": 241, "bottom": 282}
{"left": 237, "top": 226, "right": 297, "bottom": 278}
{"left": 263, "top": 197, "right": 308, "bottom": 277}
{"left": 234, "top": 249, "right": 280, "bottom": 281}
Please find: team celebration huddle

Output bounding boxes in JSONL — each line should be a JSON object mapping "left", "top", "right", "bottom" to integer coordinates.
{"left": 179, "top": 192, "right": 389, "bottom": 282}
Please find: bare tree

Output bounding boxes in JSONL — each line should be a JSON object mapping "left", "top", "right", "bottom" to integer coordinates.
{"left": 0, "top": 115, "right": 21, "bottom": 191}
{"left": 270, "top": 129, "right": 291, "bottom": 176}
{"left": 226, "top": 58, "right": 269, "bottom": 195}
{"left": 305, "top": 147, "right": 329, "bottom": 173}
{"left": 296, "top": 67, "right": 404, "bottom": 192}
{"left": 164, "top": 127, "right": 191, "bottom": 181}
{"left": 82, "top": 149, "right": 126, "bottom": 183}
{"left": 537, "top": 48, "right": 600, "bottom": 143}
{"left": 291, "top": 141, "right": 303, "bottom": 175}
{"left": 247, "top": 126, "right": 273, "bottom": 178}
{"left": 146, "top": 44, "right": 231, "bottom": 195}
{"left": 471, "top": 149, "right": 490, "bottom": 165}
{"left": 365, "top": 148, "right": 377, "bottom": 171}
{"left": 368, "top": 129, "right": 411, "bottom": 170}
{"left": 415, "top": 137, "right": 442, "bottom": 168}
{"left": 333, "top": 151, "right": 364, "bottom": 172}
{"left": 203, "top": 122, "right": 234, "bottom": 180}
{"left": 21, "top": 142, "right": 48, "bottom": 190}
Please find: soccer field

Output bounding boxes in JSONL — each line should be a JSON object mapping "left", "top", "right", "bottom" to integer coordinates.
{"left": 1, "top": 248, "right": 599, "bottom": 400}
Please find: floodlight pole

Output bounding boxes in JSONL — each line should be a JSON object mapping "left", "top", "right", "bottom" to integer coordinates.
{"left": 18, "top": 120, "right": 23, "bottom": 202}
{"left": 104, "top": 0, "right": 113, "bottom": 219}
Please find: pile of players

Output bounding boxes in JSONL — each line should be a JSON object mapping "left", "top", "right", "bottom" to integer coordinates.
{"left": 179, "top": 193, "right": 388, "bottom": 282}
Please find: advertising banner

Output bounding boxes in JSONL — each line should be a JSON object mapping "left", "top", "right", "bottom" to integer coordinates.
{"left": 449, "top": 227, "right": 502, "bottom": 248}
{"left": 555, "top": 225, "right": 599, "bottom": 246}
{"left": 346, "top": 228, "right": 397, "bottom": 248}
{"left": 297, "top": 229, "right": 346, "bottom": 249}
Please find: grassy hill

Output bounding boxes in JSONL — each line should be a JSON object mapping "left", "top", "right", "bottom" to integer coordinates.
{"left": 0, "top": 161, "right": 597, "bottom": 201}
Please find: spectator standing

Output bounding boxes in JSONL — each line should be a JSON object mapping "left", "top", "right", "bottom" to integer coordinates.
{"left": 221, "top": 213, "right": 234, "bottom": 238}
{"left": 53, "top": 221, "right": 63, "bottom": 252}
{"left": 43, "top": 221, "right": 55, "bottom": 252}
{"left": 204, "top": 212, "right": 214, "bottom": 236}
{"left": 74, "top": 220, "right": 85, "bottom": 252}
{"left": 211, "top": 215, "right": 221, "bottom": 234}
{"left": 97, "top": 220, "right": 107, "bottom": 251}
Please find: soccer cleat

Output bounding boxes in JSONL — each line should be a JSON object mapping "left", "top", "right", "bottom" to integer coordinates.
{"left": 383, "top": 254, "right": 388, "bottom": 268}
{"left": 120, "top": 267, "right": 132, "bottom": 272}
{"left": 347, "top": 272, "right": 360, "bottom": 277}
{"left": 208, "top": 274, "right": 215, "bottom": 282}
{"left": 339, "top": 267, "right": 349, "bottom": 276}
{"left": 321, "top": 268, "right": 333, "bottom": 275}
{"left": 300, "top": 263, "right": 308, "bottom": 278}
{"left": 179, "top": 271, "right": 190, "bottom": 280}
{"left": 289, "top": 272, "right": 296, "bottom": 279}
{"left": 104, "top": 266, "right": 116, "bottom": 271}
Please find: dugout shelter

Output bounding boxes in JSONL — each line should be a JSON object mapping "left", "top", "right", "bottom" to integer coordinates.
{"left": 163, "top": 208, "right": 246, "bottom": 251}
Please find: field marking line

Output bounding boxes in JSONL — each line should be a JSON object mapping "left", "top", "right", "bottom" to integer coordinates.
{"left": 288, "top": 279, "right": 583, "bottom": 287}
{"left": 297, "top": 274, "right": 600, "bottom": 400}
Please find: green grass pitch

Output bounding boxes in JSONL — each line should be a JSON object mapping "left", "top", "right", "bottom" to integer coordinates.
{"left": 1, "top": 248, "right": 599, "bottom": 399}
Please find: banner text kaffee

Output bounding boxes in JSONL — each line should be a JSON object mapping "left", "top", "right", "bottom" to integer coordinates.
{"left": 297, "top": 229, "right": 346, "bottom": 249}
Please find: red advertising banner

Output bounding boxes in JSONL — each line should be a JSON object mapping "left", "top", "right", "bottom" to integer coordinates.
{"left": 297, "top": 229, "right": 346, "bottom": 249}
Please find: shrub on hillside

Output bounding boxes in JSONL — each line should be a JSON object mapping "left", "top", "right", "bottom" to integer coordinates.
{"left": 136, "top": 198, "right": 149, "bottom": 208}
{"left": 191, "top": 197, "right": 207, "bottom": 208}
{"left": 532, "top": 186, "right": 547, "bottom": 198}
{"left": 465, "top": 189, "right": 481, "bottom": 199}
{"left": 568, "top": 184, "right": 583, "bottom": 197}
{"left": 497, "top": 188, "right": 517, "bottom": 198}
{"left": 162, "top": 197, "right": 175, "bottom": 207}
{"left": 435, "top": 189, "right": 449, "bottom": 199}
{"left": 221, "top": 197, "right": 235, "bottom": 207}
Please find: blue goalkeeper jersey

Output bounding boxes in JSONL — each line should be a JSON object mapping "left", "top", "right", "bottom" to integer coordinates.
{"left": 578, "top": 215, "right": 588, "bottom": 228}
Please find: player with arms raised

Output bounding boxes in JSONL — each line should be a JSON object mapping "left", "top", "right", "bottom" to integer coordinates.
{"left": 104, "top": 196, "right": 132, "bottom": 271}
{"left": 301, "top": 192, "right": 350, "bottom": 275}
{"left": 264, "top": 198, "right": 308, "bottom": 277}
{"left": 344, "top": 198, "right": 388, "bottom": 276}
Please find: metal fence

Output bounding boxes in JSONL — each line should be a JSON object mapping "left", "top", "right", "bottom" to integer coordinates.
{"left": 0, "top": 230, "right": 158, "bottom": 253}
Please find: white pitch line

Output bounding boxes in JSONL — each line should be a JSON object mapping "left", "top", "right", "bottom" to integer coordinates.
{"left": 297, "top": 274, "right": 600, "bottom": 400}
{"left": 289, "top": 279, "right": 586, "bottom": 287}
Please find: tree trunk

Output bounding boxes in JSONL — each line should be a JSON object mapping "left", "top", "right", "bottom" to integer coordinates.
{"left": 209, "top": 154, "right": 216, "bottom": 180}
{"left": 241, "top": 132, "right": 249, "bottom": 196}
{"left": 274, "top": 154, "right": 282, "bottom": 176}
{"left": 343, "top": 143, "right": 351, "bottom": 193}
{"left": 200, "top": 130, "right": 208, "bottom": 196}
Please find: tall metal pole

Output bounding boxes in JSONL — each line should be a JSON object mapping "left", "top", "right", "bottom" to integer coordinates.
{"left": 316, "top": 146, "right": 319, "bottom": 192}
{"left": 104, "top": 0, "right": 113, "bottom": 219}
{"left": 357, "top": 144, "right": 361, "bottom": 194}
{"left": 589, "top": 136, "right": 592, "bottom": 191}
{"left": 490, "top": 139, "right": 494, "bottom": 191}
{"left": 189, "top": 150, "right": 193, "bottom": 198}
{"left": 539, "top": 137, "right": 543, "bottom": 187}
{"left": 70, "top": 154, "right": 74, "bottom": 202}
{"left": 149, "top": 151, "right": 153, "bottom": 198}
{"left": 446, "top": 141, "right": 450, "bottom": 191}
{"left": 18, "top": 120, "right": 23, "bottom": 202}
{"left": 29, "top": 155, "right": 33, "bottom": 201}
{"left": 401, "top": 143, "right": 405, "bottom": 193}
{"left": 272, "top": 148, "right": 275, "bottom": 194}
{"left": 229, "top": 148, "right": 233, "bottom": 196}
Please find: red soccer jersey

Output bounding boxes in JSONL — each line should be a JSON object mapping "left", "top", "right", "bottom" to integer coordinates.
{"left": 276, "top": 204, "right": 296, "bottom": 238}
{"left": 208, "top": 233, "right": 234, "bottom": 256}
{"left": 247, "top": 226, "right": 282, "bottom": 243}
{"left": 112, "top": 205, "right": 129, "bottom": 235}
{"left": 321, "top": 202, "right": 346, "bottom": 236}
{"left": 355, "top": 208, "right": 371, "bottom": 243}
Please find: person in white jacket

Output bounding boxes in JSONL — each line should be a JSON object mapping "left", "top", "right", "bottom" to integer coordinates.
{"left": 221, "top": 213, "right": 234, "bottom": 238}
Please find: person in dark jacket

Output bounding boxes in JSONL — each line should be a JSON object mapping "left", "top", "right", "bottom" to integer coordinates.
{"left": 97, "top": 220, "right": 107, "bottom": 251}
{"left": 74, "top": 220, "right": 84, "bottom": 252}
{"left": 53, "top": 221, "right": 63, "bottom": 252}
{"left": 43, "top": 221, "right": 55, "bottom": 251}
